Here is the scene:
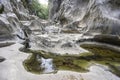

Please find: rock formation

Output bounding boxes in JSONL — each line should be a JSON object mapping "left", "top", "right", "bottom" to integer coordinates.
{"left": 0, "top": 0, "right": 40, "bottom": 41}
{"left": 49, "top": 0, "right": 120, "bottom": 36}
{"left": 0, "top": 0, "right": 28, "bottom": 41}
{"left": 0, "top": 0, "right": 120, "bottom": 80}
{"left": 0, "top": 0, "right": 120, "bottom": 54}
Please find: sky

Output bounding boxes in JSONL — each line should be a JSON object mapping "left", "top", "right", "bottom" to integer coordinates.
{"left": 38, "top": 0, "right": 48, "bottom": 5}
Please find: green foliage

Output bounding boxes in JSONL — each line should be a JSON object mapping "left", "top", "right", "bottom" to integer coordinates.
{"left": 31, "top": 0, "right": 48, "bottom": 19}
{"left": 21, "top": 0, "right": 48, "bottom": 19}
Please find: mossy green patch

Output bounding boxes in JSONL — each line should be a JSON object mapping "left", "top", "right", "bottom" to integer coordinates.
{"left": 23, "top": 53, "right": 42, "bottom": 74}
{"left": 80, "top": 44, "right": 120, "bottom": 77}
{"left": 23, "top": 50, "right": 89, "bottom": 74}
{"left": 22, "top": 44, "right": 120, "bottom": 76}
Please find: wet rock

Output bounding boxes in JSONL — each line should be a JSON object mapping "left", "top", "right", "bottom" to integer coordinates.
{"left": 0, "top": 56, "right": 5, "bottom": 62}
{"left": 94, "top": 35, "right": 120, "bottom": 46}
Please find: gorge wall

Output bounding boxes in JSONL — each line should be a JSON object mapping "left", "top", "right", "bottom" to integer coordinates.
{"left": 1, "top": 0, "right": 120, "bottom": 49}
{"left": 49, "top": 0, "right": 120, "bottom": 36}
{"left": 0, "top": 0, "right": 36, "bottom": 41}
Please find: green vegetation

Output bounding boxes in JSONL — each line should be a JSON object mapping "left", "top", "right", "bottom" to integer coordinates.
{"left": 0, "top": 4, "right": 4, "bottom": 14}
{"left": 31, "top": 0, "right": 48, "bottom": 19}
{"left": 22, "top": 44, "right": 120, "bottom": 77}
{"left": 23, "top": 53, "right": 42, "bottom": 74}
{"left": 22, "top": 0, "right": 48, "bottom": 19}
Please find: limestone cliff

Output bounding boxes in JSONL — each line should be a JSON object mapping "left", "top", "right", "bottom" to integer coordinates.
{"left": 49, "top": 0, "right": 120, "bottom": 36}
{"left": 0, "top": 0, "right": 36, "bottom": 41}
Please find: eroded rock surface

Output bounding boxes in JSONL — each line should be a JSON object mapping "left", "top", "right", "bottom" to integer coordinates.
{"left": 49, "top": 0, "right": 120, "bottom": 36}
{"left": 0, "top": 0, "right": 44, "bottom": 41}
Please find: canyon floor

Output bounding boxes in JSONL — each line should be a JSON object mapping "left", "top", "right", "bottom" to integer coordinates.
{"left": 0, "top": 41, "right": 120, "bottom": 80}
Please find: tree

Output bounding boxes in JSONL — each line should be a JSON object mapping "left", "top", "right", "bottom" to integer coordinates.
{"left": 30, "top": 0, "right": 49, "bottom": 19}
